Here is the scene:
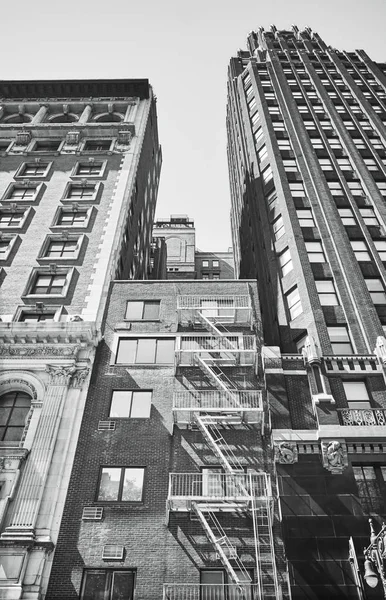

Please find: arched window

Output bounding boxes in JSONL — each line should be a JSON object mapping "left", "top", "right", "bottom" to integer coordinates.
{"left": 0, "top": 391, "right": 31, "bottom": 442}
{"left": 94, "top": 113, "right": 123, "bottom": 123}
{"left": 3, "top": 114, "right": 32, "bottom": 124}
{"left": 50, "top": 114, "right": 78, "bottom": 123}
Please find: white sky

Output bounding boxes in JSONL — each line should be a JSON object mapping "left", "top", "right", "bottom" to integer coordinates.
{"left": 2, "top": 0, "right": 386, "bottom": 250}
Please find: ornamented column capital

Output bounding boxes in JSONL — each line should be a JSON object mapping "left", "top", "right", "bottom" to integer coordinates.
{"left": 321, "top": 439, "right": 348, "bottom": 474}
{"left": 274, "top": 441, "right": 298, "bottom": 464}
{"left": 71, "top": 367, "right": 90, "bottom": 389}
{"left": 45, "top": 364, "right": 76, "bottom": 386}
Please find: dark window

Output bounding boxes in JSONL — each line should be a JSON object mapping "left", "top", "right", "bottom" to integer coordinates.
{"left": 45, "top": 240, "right": 78, "bottom": 258}
{"left": 80, "top": 570, "right": 135, "bottom": 600}
{"left": 33, "top": 140, "right": 61, "bottom": 152}
{"left": 0, "top": 241, "right": 10, "bottom": 254}
{"left": 116, "top": 338, "right": 174, "bottom": 364}
{"left": 353, "top": 465, "right": 386, "bottom": 514}
{"left": 84, "top": 140, "right": 112, "bottom": 151}
{"left": 97, "top": 467, "right": 144, "bottom": 501}
{"left": 19, "top": 313, "right": 55, "bottom": 322}
{"left": 0, "top": 391, "right": 31, "bottom": 441}
{"left": 57, "top": 210, "right": 88, "bottom": 226}
{"left": 76, "top": 162, "right": 103, "bottom": 176}
{"left": 125, "top": 301, "right": 160, "bottom": 320}
{"left": 109, "top": 391, "right": 152, "bottom": 418}
{"left": 30, "top": 273, "right": 67, "bottom": 295}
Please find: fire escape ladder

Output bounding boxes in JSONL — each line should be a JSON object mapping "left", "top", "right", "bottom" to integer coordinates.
{"left": 195, "top": 356, "right": 241, "bottom": 408}
{"left": 195, "top": 415, "right": 244, "bottom": 474}
{"left": 197, "top": 312, "right": 239, "bottom": 352}
{"left": 192, "top": 502, "right": 252, "bottom": 588}
{"left": 250, "top": 492, "right": 280, "bottom": 600}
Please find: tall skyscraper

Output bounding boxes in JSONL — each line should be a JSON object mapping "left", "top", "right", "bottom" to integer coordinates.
{"left": 0, "top": 78, "right": 161, "bottom": 598}
{"left": 227, "top": 26, "right": 386, "bottom": 598}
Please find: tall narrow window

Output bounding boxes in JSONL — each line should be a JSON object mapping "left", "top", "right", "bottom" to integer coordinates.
{"left": 305, "top": 241, "right": 325, "bottom": 263}
{"left": 343, "top": 381, "right": 371, "bottom": 409}
{"left": 272, "top": 215, "right": 285, "bottom": 241}
{"left": 296, "top": 209, "right": 315, "bottom": 227}
{"left": 327, "top": 326, "right": 353, "bottom": 354}
{"left": 353, "top": 466, "right": 386, "bottom": 514}
{"left": 365, "top": 279, "right": 386, "bottom": 304}
{"left": 350, "top": 240, "right": 371, "bottom": 261}
{"left": 315, "top": 280, "right": 339, "bottom": 305}
{"left": 0, "top": 391, "right": 31, "bottom": 441}
{"left": 286, "top": 287, "right": 303, "bottom": 320}
{"left": 278, "top": 248, "right": 293, "bottom": 277}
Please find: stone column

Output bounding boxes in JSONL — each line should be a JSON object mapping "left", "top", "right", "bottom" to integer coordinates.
{"left": 0, "top": 106, "right": 4, "bottom": 121}
{"left": 31, "top": 105, "right": 48, "bottom": 124}
{"left": 123, "top": 101, "right": 137, "bottom": 122}
{"left": 79, "top": 104, "right": 93, "bottom": 124}
{"left": 2, "top": 365, "right": 77, "bottom": 540}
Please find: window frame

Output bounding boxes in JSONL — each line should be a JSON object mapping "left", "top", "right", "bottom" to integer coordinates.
{"left": 327, "top": 325, "right": 354, "bottom": 354}
{"left": 305, "top": 241, "right": 326, "bottom": 263}
{"left": 365, "top": 278, "right": 386, "bottom": 304}
{"left": 28, "top": 139, "right": 64, "bottom": 154}
{"left": 96, "top": 466, "right": 145, "bottom": 502}
{"left": 14, "top": 161, "right": 52, "bottom": 180}
{"left": 114, "top": 337, "right": 175, "bottom": 366}
{"left": 285, "top": 286, "right": 303, "bottom": 320}
{"left": 80, "top": 569, "right": 136, "bottom": 600}
{"left": 350, "top": 240, "right": 372, "bottom": 262}
{"left": 61, "top": 181, "right": 101, "bottom": 203}
{"left": 315, "top": 280, "right": 339, "bottom": 306}
{"left": 0, "top": 206, "right": 32, "bottom": 231}
{"left": 71, "top": 160, "right": 107, "bottom": 179}
{"left": 109, "top": 390, "right": 152, "bottom": 419}
{"left": 124, "top": 300, "right": 161, "bottom": 321}
{"left": 37, "top": 234, "right": 85, "bottom": 262}
{"left": 272, "top": 215, "right": 285, "bottom": 241}
{"left": 22, "top": 267, "right": 75, "bottom": 299}
{"left": 278, "top": 247, "right": 293, "bottom": 277}
{"left": 0, "top": 234, "right": 19, "bottom": 262}
{"left": 13, "top": 305, "right": 64, "bottom": 323}
{"left": 343, "top": 381, "right": 371, "bottom": 409}
{"left": 0, "top": 390, "right": 32, "bottom": 443}
{"left": 1, "top": 182, "right": 44, "bottom": 204}
{"left": 50, "top": 206, "right": 94, "bottom": 229}
{"left": 296, "top": 209, "right": 315, "bottom": 228}
{"left": 80, "top": 139, "right": 115, "bottom": 153}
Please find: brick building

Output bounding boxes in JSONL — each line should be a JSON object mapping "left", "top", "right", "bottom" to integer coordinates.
{"left": 0, "top": 78, "right": 161, "bottom": 598}
{"left": 46, "top": 279, "right": 289, "bottom": 600}
{"left": 227, "top": 25, "right": 386, "bottom": 598}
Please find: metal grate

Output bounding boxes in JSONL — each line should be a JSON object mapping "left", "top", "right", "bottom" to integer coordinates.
{"left": 82, "top": 507, "right": 103, "bottom": 520}
{"left": 98, "top": 420, "right": 116, "bottom": 431}
{"left": 102, "top": 545, "right": 124, "bottom": 560}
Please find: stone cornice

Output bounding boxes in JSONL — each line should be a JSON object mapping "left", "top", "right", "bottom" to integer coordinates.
{"left": 0, "top": 322, "right": 101, "bottom": 348}
{"left": 0, "top": 79, "right": 150, "bottom": 101}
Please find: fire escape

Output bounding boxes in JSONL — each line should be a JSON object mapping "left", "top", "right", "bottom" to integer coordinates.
{"left": 165, "top": 294, "right": 280, "bottom": 600}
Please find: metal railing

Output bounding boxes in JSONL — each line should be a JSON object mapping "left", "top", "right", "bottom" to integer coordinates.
{"left": 176, "top": 336, "right": 256, "bottom": 367}
{"left": 337, "top": 408, "right": 386, "bottom": 426}
{"left": 168, "top": 473, "right": 269, "bottom": 500}
{"left": 177, "top": 295, "right": 252, "bottom": 326}
{"left": 173, "top": 390, "right": 263, "bottom": 411}
{"left": 163, "top": 583, "right": 258, "bottom": 600}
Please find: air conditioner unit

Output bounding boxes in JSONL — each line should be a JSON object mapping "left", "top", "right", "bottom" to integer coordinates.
{"left": 98, "top": 421, "right": 116, "bottom": 431}
{"left": 82, "top": 507, "right": 103, "bottom": 521}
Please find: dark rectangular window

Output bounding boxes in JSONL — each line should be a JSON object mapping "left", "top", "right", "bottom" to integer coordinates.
{"left": 116, "top": 338, "right": 174, "bottom": 364}
{"left": 353, "top": 465, "right": 386, "bottom": 514}
{"left": 109, "top": 391, "right": 152, "bottom": 418}
{"left": 125, "top": 300, "right": 160, "bottom": 320}
{"left": 19, "top": 312, "right": 55, "bottom": 322}
{"left": 33, "top": 140, "right": 61, "bottom": 152}
{"left": 80, "top": 570, "right": 135, "bottom": 600}
{"left": 84, "top": 140, "right": 112, "bottom": 151}
{"left": 97, "top": 467, "right": 144, "bottom": 502}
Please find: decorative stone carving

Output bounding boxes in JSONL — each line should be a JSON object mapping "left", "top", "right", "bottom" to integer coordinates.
{"left": 321, "top": 440, "right": 348, "bottom": 474}
{"left": 65, "top": 130, "right": 80, "bottom": 145}
{"left": 68, "top": 314, "right": 83, "bottom": 322}
{"left": 274, "top": 441, "right": 298, "bottom": 464}
{"left": 15, "top": 131, "right": 31, "bottom": 146}
{"left": 71, "top": 367, "right": 90, "bottom": 389}
{"left": 118, "top": 130, "right": 132, "bottom": 145}
{"left": 46, "top": 364, "right": 77, "bottom": 386}
{"left": 302, "top": 336, "right": 321, "bottom": 365}
{"left": 0, "top": 378, "right": 37, "bottom": 399}
{"left": 375, "top": 336, "right": 386, "bottom": 366}
{"left": 0, "top": 345, "right": 79, "bottom": 358}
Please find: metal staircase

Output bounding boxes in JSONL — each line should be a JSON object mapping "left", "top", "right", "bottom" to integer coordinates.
{"left": 186, "top": 305, "right": 279, "bottom": 598}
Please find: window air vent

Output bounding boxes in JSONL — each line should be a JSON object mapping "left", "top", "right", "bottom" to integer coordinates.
{"left": 82, "top": 506, "right": 104, "bottom": 520}
{"left": 102, "top": 545, "right": 124, "bottom": 560}
{"left": 98, "top": 420, "right": 116, "bottom": 431}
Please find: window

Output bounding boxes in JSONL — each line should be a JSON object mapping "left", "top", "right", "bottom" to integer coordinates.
{"left": 44, "top": 240, "right": 78, "bottom": 258}
{"left": 28, "top": 271, "right": 70, "bottom": 296}
{"left": 19, "top": 312, "right": 55, "bottom": 322}
{"left": 289, "top": 182, "right": 306, "bottom": 197}
{"left": 0, "top": 210, "right": 24, "bottom": 227}
{"left": 109, "top": 390, "right": 152, "bottom": 418}
{"left": 375, "top": 240, "right": 386, "bottom": 260}
{"left": 262, "top": 165, "right": 273, "bottom": 185}
{"left": 32, "top": 140, "right": 61, "bottom": 152}
{"left": 350, "top": 240, "right": 371, "bottom": 261}
{"left": 347, "top": 181, "right": 365, "bottom": 196}
{"left": 202, "top": 260, "right": 209, "bottom": 268}
{"left": 360, "top": 207, "right": 379, "bottom": 226}
{"left": 212, "top": 260, "right": 219, "bottom": 268}
{"left": 338, "top": 208, "right": 356, "bottom": 226}
{"left": 16, "top": 162, "right": 50, "bottom": 178}
{"left": 83, "top": 139, "right": 112, "bottom": 152}
{"left": 74, "top": 162, "right": 104, "bottom": 176}
{"left": 319, "top": 158, "right": 333, "bottom": 171}
{"left": 0, "top": 391, "right": 31, "bottom": 441}
{"left": 327, "top": 325, "right": 353, "bottom": 354}
{"left": 257, "top": 145, "right": 268, "bottom": 163}
{"left": 65, "top": 184, "right": 96, "bottom": 200}
{"left": 311, "top": 138, "right": 324, "bottom": 149}
{"left": 272, "top": 215, "right": 285, "bottom": 241}
{"left": 80, "top": 570, "right": 135, "bottom": 600}
{"left": 125, "top": 301, "right": 160, "bottom": 320}
{"left": 378, "top": 182, "right": 386, "bottom": 197}
{"left": 296, "top": 209, "right": 315, "bottom": 227}
{"left": 283, "top": 159, "right": 298, "bottom": 172}
{"left": 363, "top": 158, "right": 379, "bottom": 171}
{"left": 266, "top": 189, "right": 277, "bottom": 207}
{"left": 115, "top": 338, "right": 175, "bottom": 364}
{"left": 254, "top": 127, "right": 263, "bottom": 145}
{"left": 278, "top": 248, "right": 293, "bottom": 277}
{"left": 365, "top": 279, "right": 386, "bottom": 304}
{"left": 353, "top": 466, "right": 386, "bottom": 514}
{"left": 328, "top": 182, "right": 344, "bottom": 196}
{"left": 277, "top": 139, "right": 291, "bottom": 151}
{"left": 212, "top": 273, "right": 220, "bottom": 280}
{"left": 316, "top": 280, "right": 339, "bottom": 305}
{"left": 56, "top": 209, "right": 89, "bottom": 226}
{"left": 305, "top": 241, "right": 325, "bottom": 263}
{"left": 286, "top": 287, "right": 303, "bottom": 320}
{"left": 343, "top": 381, "right": 370, "bottom": 409}
{"left": 4, "top": 185, "right": 37, "bottom": 201}
{"left": 97, "top": 467, "right": 144, "bottom": 501}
